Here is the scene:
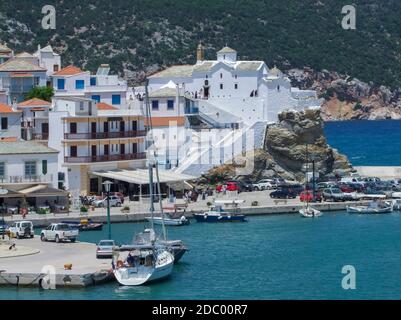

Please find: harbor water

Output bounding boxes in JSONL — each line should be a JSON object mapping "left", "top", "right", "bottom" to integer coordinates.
{"left": 1, "top": 212, "right": 401, "bottom": 299}
{"left": 1, "top": 120, "right": 401, "bottom": 300}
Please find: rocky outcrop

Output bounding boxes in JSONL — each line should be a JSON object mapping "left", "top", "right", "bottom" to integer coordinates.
{"left": 201, "top": 109, "right": 353, "bottom": 183}
{"left": 288, "top": 68, "right": 401, "bottom": 121}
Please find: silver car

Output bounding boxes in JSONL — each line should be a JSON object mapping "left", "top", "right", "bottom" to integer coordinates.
{"left": 96, "top": 240, "right": 116, "bottom": 258}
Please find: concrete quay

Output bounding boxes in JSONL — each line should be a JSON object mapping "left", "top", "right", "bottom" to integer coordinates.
{"left": 2, "top": 189, "right": 369, "bottom": 227}
{"left": 0, "top": 238, "right": 113, "bottom": 288}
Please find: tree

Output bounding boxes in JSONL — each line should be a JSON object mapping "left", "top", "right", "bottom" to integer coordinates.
{"left": 25, "top": 86, "right": 54, "bottom": 102}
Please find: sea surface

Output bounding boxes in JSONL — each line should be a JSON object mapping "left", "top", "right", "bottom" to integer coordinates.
{"left": 1, "top": 120, "right": 401, "bottom": 300}
{"left": 324, "top": 120, "right": 401, "bottom": 166}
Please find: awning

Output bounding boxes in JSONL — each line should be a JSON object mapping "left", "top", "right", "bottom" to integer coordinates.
{"left": 19, "top": 185, "right": 47, "bottom": 195}
{"left": 10, "top": 72, "right": 34, "bottom": 78}
{"left": 91, "top": 169, "right": 196, "bottom": 185}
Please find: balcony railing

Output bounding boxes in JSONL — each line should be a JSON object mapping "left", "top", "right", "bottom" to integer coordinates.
{"left": 64, "top": 130, "right": 147, "bottom": 140}
{"left": 0, "top": 175, "right": 53, "bottom": 184}
{"left": 64, "top": 152, "right": 146, "bottom": 164}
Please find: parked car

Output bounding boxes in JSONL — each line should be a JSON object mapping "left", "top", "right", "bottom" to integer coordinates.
{"left": 253, "top": 179, "right": 273, "bottom": 191}
{"left": 322, "top": 188, "right": 352, "bottom": 202}
{"left": 93, "top": 195, "right": 122, "bottom": 207}
{"left": 270, "top": 188, "right": 297, "bottom": 199}
{"left": 281, "top": 183, "right": 304, "bottom": 195}
{"left": 216, "top": 181, "right": 240, "bottom": 193}
{"left": 0, "top": 219, "right": 8, "bottom": 235}
{"left": 40, "top": 223, "right": 79, "bottom": 243}
{"left": 8, "top": 221, "right": 34, "bottom": 239}
{"left": 317, "top": 182, "right": 338, "bottom": 191}
{"left": 237, "top": 179, "right": 254, "bottom": 192}
{"left": 96, "top": 239, "right": 116, "bottom": 259}
{"left": 300, "top": 190, "right": 322, "bottom": 202}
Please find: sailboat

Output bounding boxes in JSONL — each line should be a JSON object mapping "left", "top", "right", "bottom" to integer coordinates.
{"left": 299, "top": 144, "right": 322, "bottom": 218}
{"left": 112, "top": 81, "right": 175, "bottom": 286}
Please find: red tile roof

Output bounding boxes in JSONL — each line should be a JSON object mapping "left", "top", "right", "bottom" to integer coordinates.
{"left": 53, "top": 65, "right": 83, "bottom": 76}
{"left": 18, "top": 98, "right": 51, "bottom": 107}
{"left": 97, "top": 102, "right": 118, "bottom": 110}
{"left": 0, "top": 103, "right": 20, "bottom": 113}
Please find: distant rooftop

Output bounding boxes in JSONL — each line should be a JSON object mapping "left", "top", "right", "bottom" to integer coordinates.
{"left": 53, "top": 65, "right": 84, "bottom": 76}
{"left": 0, "top": 141, "right": 58, "bottom": 155}
{"left": 97, "top": 102, "right": 117, "bottom": 110}
{"left": 218, "top": 46, "right": 237, "bottom": 54}
{"left": 0, "top": 103, "right": 20, "bottom": 113}
{"left": 18, "top": 98, "right": 51, "bottom": 107}
{"left": 0, "top": 59, "right": 46, "bottom": 72}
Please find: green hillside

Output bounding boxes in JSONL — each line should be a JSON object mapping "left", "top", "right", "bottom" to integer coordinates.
{"left": 0, "top": 0, "right": 400, "bottom": 86}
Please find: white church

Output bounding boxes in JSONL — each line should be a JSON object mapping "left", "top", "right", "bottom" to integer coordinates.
{"left": 142, "top": 44, "right": 321, "bottom": 176}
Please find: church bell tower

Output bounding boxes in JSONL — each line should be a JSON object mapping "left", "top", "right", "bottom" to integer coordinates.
{"left": 196, "top": 42, "right": 205, "bottom": 63}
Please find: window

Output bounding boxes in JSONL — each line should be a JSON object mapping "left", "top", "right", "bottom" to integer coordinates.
{"left": 235, "top": 83, "right": 238, "bottom": 89}
{"left": 91, "top": 95, "right": 100, "bottom": 102}
{"left": 277, "top": 85, "right": 280, "bottom": 91}
{"left": 70, "top": 146, "right": 77, "bottom": 157}
{"left": 75, "top": 80, "right": 85, "bottom": 90}
{"left": 112, "top": 95, "right": 121, "bottom": 105}
{"left": 70, "top": 122, "right": 77, "bottom": 134}
{"left": 34, "top": 77, "right": 40, "bottom": 86}
{"left": 167, "top": 100, "right": 174, "bottom": 110}
{"left": 220, "top": 73, "right": 223, "bottom": 79}
{"left": 53, "top": 65, "right": 59, "bottom": 72}
{"left": 204, "top": 80, "right": 209, "bottom": 86}
{"left": 235, "top": 75, "right": 238, "bottom": 79}
{"left": 1, "top": 117, "right": 7, "bottom": 130}
{"left": 25, "top": 161, "right": 36, "bottom": 177}
{"left": 42, "top": 160, "right": 47, "bottom": 175}
{"left": 132, "top": 143, "right": 138, "bottom": 153}
{"left": 79, "top": 102, "right": 84, "bottom": 111}
{"left": 152, "top": 100, "right": 159, "bottom": 110}
{"left": 0, "top": 162, "right": 5, "bottom": 179}
{"left": 57, "top": 79, "right": 65, "bottom": 90}
{"left": 220, "top": 83, "right": 224, "bottom": 90}
{"left": 90, "top": 77, "right": 97, "bottom": 86}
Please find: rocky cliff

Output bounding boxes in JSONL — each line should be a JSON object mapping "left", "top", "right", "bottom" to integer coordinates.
{"left": 288, "top": 68, "right": 401, "bottom": 121}
{"left": 202, "top": 109, "right": 353, "bottom": 183}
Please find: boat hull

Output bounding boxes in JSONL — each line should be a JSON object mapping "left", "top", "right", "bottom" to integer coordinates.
{"left": 194, "top": 213, "right": 247, "bottom": 223}
{"left": 299, "top": 207, "right": 322, "bottom": 218}
{"left": 146, "top": 217, "right": 190, "bottom": 226}
{"left": 113, "top": 251, "right": 174, "bottom": 286}
{"left": 347, "top": 206, "right": 393, "bottom": 214}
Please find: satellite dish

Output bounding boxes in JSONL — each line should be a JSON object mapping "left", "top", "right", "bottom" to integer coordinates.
{"left": 0, "top": 188, "right": 8, "bottom": 195}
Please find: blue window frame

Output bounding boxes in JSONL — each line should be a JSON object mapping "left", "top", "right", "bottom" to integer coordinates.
{"left": 75, "top": 80, "right": 85, "bottom": 90}
{"left": 90, "top": 77, "right": 97, "bottom": 86}
{"left": 57, "top": 79, "right": 65, "bottom": 90}
{"left": 167, "top": 100, "right": 174, "bottom": 110}
{"left": 91, "top": 95, "right": 101, "bottom": 102}
{"left": 112, "top": 95, "right": 121, "bottom": 105}
{"left": 152, "top": 100, "right": 159, "bottom": 110}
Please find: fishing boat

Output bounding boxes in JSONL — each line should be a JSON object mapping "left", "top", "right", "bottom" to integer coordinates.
{"left": 390, "top": 199, "right": 401, "bottom": 211}
{"left": 62, "top": 219, "right": 103, "bottom": 231}
{"left": 299, "top": 205, "right": 322, "bottom": 218}
{"left": 194, "top": 199, "right": 247, "bottom": 222}
{"left": 146, "top": 214, "right": 190, "bottom": 226}
{"left": 347, "top": 200, "right": 393, "bottom": 214}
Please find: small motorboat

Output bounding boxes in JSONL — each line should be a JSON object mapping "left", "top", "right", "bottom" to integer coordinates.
{"left": 299, "top": 205, "right": 323, "bottom": 218}
{"left": 194, "top": 199, "right": 247, "bottom": 223}
{"left": 146, "top": 215, "right": 190, "bottom": 226}
{"left": 391, "top": 199, "right": 401, "bottom": 211}
{"left": 347, "top": 200, "right": 393, "bottom": 214}
{"left": 62, "top": 219, "right": 103, "bottom": 231}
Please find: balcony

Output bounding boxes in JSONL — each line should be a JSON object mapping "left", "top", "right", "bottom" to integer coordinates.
{"left": 64, "top": 152, "right": 146, "bottom": 164}
{"left": 0, "top": 175, "right": 54, "bottom": 184}
{"left": 64, "top": 130, "right": 147, "bottom": 140}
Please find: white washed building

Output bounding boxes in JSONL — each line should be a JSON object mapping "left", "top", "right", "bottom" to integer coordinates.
{"left": 0, "top": 102, "right": 22, "bottom": 141}
{"left": 48, "top": 97, "right": 146, "bottom": 195}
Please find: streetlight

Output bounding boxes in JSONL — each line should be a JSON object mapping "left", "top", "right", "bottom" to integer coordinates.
{"left": 102, "top": 180, "right": 113, "bottom": 240}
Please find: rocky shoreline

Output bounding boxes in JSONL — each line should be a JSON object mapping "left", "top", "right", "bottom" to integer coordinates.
{"left": 288, "top": 67, "right": 401, "bottom": 121}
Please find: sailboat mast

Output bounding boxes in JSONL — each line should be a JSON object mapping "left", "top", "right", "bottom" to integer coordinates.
{"left": 145, "top": 81, "right": 155, "bottom": 230}
{"left": 144, "top": 80, "right": 167, "bottom": 239}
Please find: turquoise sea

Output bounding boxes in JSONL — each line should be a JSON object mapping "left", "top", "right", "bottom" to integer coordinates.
{"left": 1, "top": 120, "right": 401, "bottom": 300}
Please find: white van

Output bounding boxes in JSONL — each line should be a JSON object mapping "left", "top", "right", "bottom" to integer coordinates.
{"left": 8, "top": 221, "right": 35, "bottom": 239}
